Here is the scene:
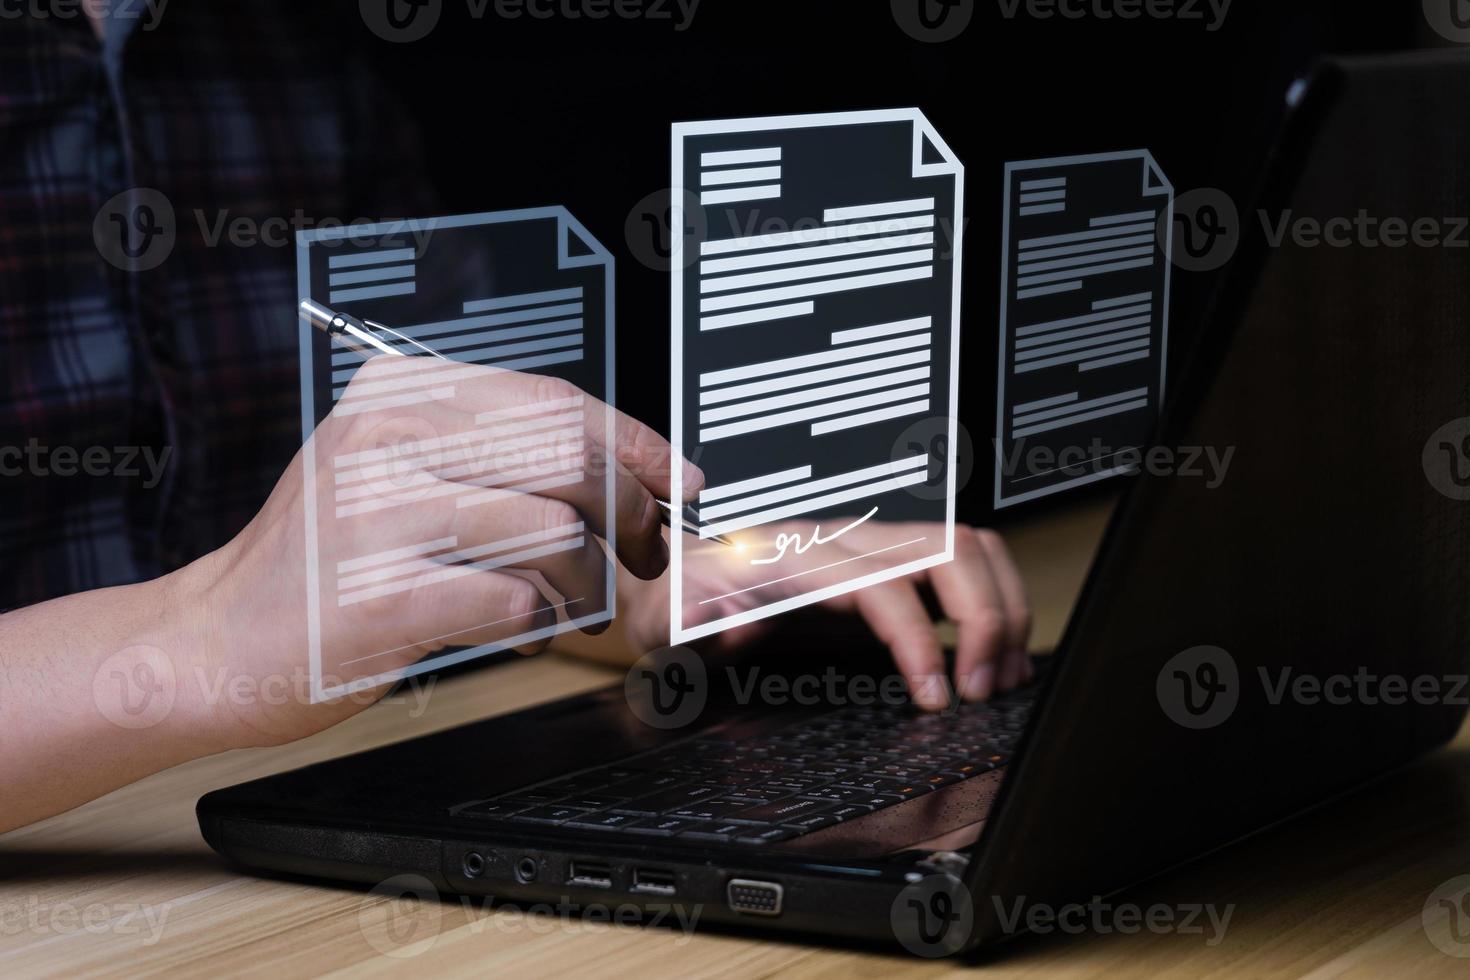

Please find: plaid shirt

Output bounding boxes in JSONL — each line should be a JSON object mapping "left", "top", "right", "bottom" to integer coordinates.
{"left": 0, "top": 5, "right": 428, "bottom": 611}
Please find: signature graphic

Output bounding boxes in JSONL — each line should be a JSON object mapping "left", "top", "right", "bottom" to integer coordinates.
{"left": 748, "top": 507, "right": 877, "bottom": 566}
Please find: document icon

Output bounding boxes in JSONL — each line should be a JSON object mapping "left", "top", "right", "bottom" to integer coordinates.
{"left": 670, "top": 109, "right": 964, "bottom": 644}
{"left": 296, "top": 208, "right": 615, "bottom": 700}
{"left": 993, "top": 151, "right": 1173, "bottom": 507}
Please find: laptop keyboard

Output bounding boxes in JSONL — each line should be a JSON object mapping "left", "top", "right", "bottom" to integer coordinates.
{"left": 452, "top": 692, "right": 1034, "bottom": 846}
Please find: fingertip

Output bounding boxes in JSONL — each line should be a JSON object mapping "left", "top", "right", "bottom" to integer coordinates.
{"left": 683, "top": 460, "right": 706, "bottom": 500}
{"left": 960, "top": 663, "right": 996, "bottom": 702}
{"left": 910, "top": 672, "right": 951, "bottom": 712}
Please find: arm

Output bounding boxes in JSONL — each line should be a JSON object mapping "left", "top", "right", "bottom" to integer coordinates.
{"left": 0, "top": 359, "right": 699, "bottom": 834}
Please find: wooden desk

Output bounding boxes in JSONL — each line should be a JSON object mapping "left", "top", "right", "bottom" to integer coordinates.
{"left": 5, "top": 499, "right": 1470, "bottom": 977}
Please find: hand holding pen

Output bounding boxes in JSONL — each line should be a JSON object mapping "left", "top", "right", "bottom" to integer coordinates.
{"left": 300, "top": 299, "right": 733, "bottom": 547}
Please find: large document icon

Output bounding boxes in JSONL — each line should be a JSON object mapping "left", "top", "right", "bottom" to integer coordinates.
{"left": 994, "top": 151, "right": 1173, "bottom": 507}
{"left": 671, "top": 109, "right": 964, "bottom": 644}
{"left": 297, "top": 208, "right": 615, "bottom": 700}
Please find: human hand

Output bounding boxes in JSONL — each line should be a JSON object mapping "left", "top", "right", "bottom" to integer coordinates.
{"left": 618, "top": 519, "right": 1033, "bottom": 710}
{"left": 172, "top": 357, "right": 701, "bottom": 746}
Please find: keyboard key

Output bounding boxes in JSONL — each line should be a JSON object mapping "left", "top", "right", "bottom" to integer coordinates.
{"left": 784, "top": 811, "right": 840, "bottom": 832}
{"left": 668, "top": 798, "right": 758, "bottom": 821}
{"left": 734, "top": 827, "right": 799, "bottom": 845}
{"left": 867, "top": 765, "right": 927, "bottom": 781}
{"left": 511, "top": 805, "right": 595, "bottom": 824}
{"left": 827, "top": 803, "right": 875, "bottom": 820}
{"left": 800, "top": 785, "right": 879, "bottom": 804}
{"left": 614, "top": 784, "right": 722, "bottom": 816}
{"left": 455, "top": 801, "right": 527, "bottom": 820}
{"left": 924, "top": 773, "right": 961, "bottom": 789}
{"left": 564, "top": 811, "right": 642, "bottom": 830}
{"left": 621, "top": 817, "right": 703, "bottom": 836}
{"left": 563, "top": 796, "right": 624, "bottom": 809}
{"left": 497, "top": 788, "right": 569, "bottom": 805}
{"left": 679, "top": 821, "right": 751, "bottom": 842}
{"left": 600, "top": 773, "right": 687, "bottom": 798}
{"left": 734, "top": 798, "right": 833, "bottom": 824}
{"left": 793, "top": 765, "right": 854, "bottom": 779}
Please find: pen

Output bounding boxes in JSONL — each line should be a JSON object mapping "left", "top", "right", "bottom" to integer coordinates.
{"left": 299, "top": 299, "right": 735, "bottom": 547}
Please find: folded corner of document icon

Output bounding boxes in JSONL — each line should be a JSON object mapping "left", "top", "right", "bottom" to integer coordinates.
{"left": 295, "top": 207, "right": 616, "bottom": 701}
{"left": 671, "top": 108, "right": 964, "bottom": 645}
{"left": 994, "top": 150, "right": 1173, "bottom": 509}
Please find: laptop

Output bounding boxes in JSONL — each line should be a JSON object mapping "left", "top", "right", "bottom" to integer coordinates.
{"left": 197, "top": 51, "right": 1470, "bottom": 955}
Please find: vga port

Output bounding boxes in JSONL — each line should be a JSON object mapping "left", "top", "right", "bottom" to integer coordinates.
{"left": 726, "top": 878, "right": 783, "bottom": 916}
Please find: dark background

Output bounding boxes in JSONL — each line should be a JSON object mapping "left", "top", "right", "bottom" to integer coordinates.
{"left": 345, "top": 0, "right": 1434, "bottom": 526}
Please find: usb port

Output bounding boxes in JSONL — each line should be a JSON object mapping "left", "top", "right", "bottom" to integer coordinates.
{"left": 632, "top": 868, "right": 677, "bottom": 896}
{"left": 568, "top": 861, "right": 612, "bottom": 889}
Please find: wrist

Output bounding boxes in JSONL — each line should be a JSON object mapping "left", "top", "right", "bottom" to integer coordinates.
{"left": 136, "top": 549, "right": 255, "bottom": 755}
